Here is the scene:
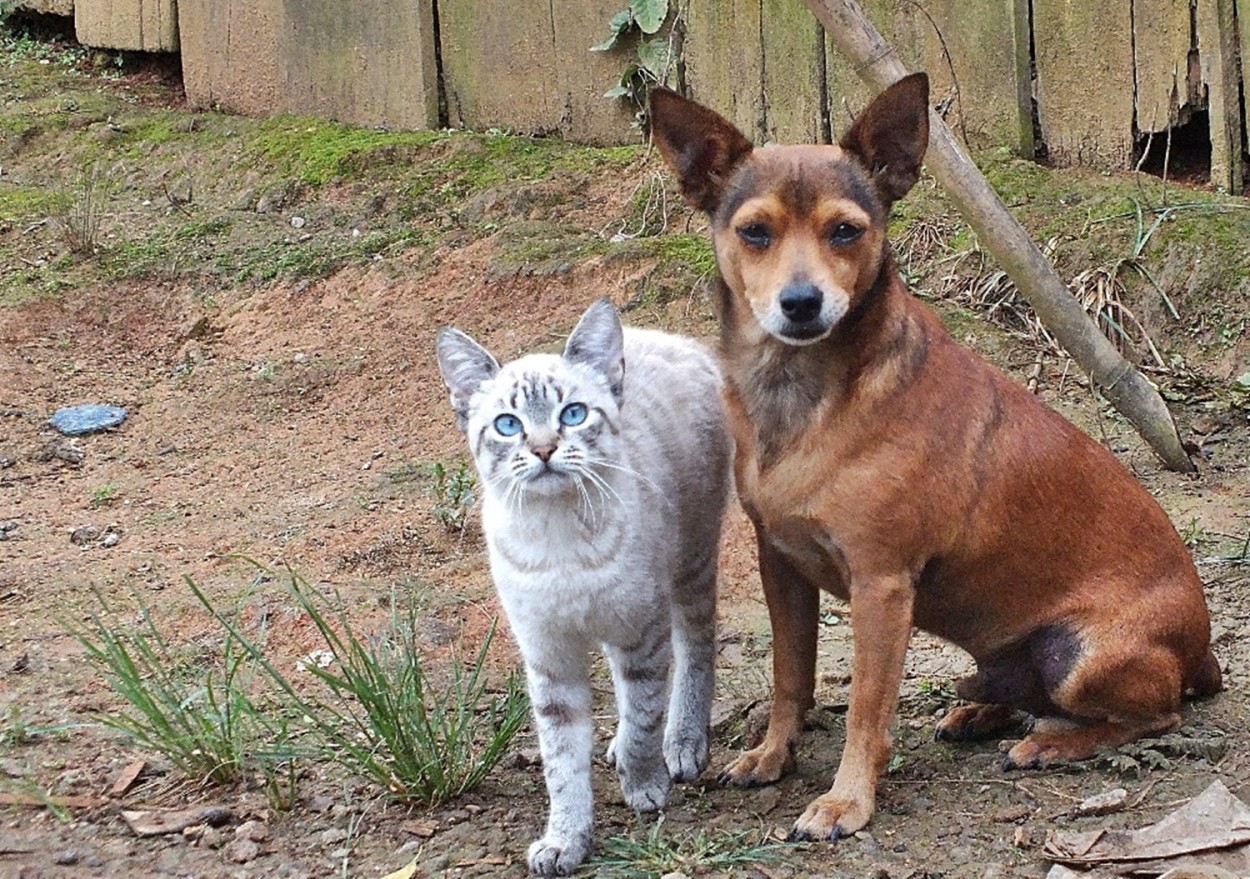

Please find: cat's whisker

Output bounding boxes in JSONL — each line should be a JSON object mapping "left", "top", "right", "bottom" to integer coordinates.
{"left": 573, "top": 474, "right": 600, "bottom": 530}
{"left": 585, "top": 456, "right": 664, "bottom": 495}
{"left": 579, "top": 465, "right": 626, "bottom": 512}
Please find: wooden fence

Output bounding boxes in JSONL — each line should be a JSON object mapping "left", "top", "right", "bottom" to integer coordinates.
{"left": 14, "top": 0, "right": 1249, "bottom": 192}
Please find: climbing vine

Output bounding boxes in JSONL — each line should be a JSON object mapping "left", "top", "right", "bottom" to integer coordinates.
{"left": 591, "top": 0, "right": 675, "bottom": 131}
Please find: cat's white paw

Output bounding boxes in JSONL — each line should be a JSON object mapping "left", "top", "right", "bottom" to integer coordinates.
{"left": 528, "top": 833, "right": 591, "bottom": 877}
{"left": 664, "top": 732, "right": 710, "bottom": 783}
{"left": 604, "top": 734, "right": 619, "bottom": 769}
{"left": 621, "top": 764, "right": 670, "bottom": 813}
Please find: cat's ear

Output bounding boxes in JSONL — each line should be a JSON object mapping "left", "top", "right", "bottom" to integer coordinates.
{"left": 436, "top": 327, "right": 501, "bottom": 431}
{"left": 564, "top": 298, "right": 624, "bottom": 402}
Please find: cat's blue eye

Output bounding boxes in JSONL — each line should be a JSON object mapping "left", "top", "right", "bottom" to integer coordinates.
{"left": 494, "top": 413, "right": 523, "bottom": 436}
{"left": 560, "top": 403, "right": 588, "bottom": 427}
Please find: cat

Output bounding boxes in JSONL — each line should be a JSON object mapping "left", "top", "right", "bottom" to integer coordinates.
{"left": 436, "top": 298, "right": 732, "bottom": 876}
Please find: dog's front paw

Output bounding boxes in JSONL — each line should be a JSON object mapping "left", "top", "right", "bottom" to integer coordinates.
{"left": 716, "top": 742, "right": 794, "bottom": 787}
{"left": 528, "top": 832, "right": 592, "bottom": 877}
{"left": 787, "top": 791, "right": 873, "bottom": 842}
{"left": 934, "top": 702, "right": 1023, "bottom": 742}
{"left": 664, "top": 730, "right": 710, "bottom": 783}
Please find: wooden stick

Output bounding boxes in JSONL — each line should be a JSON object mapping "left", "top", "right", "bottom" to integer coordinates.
{"left": 803, "top": 0, "right": 1196, "bottom": 472}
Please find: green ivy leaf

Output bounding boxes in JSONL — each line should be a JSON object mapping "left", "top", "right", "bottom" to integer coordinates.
{"left": 604, "top": 84, "right": 632, "bottom": 99}
{"left": 590, "top": 9, "right": 633, "bottom": 52}
{"left": 629, "top": 0, "right": 668, "bottom": 35}
{"left": 637, "top": 37, "right": 669, "bottom": 78}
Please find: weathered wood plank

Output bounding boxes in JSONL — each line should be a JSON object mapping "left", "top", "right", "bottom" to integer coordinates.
{"left": 1133, "top": 0, "right": 1195, "bottom": 133}
{"left": 1033, "top": 0, "right": 1135, "bottom": 167}
{"left": 15, "top": 0, "right": 73, "bottom": 16}
{"left": 1196, "top": 0, "right": 1242, "bottom": 192}
{"left": 760, "top": 0, "right": 827, "bottom": 143}
{"left": 284, "top": 1, "right": 438, "bottom": 131}
{"left": 440, "top": 0, "right": 630, "bottom": 144}
{"left": 179, "top": 0, "right": 284, "bottom": 116}
{"left": 75, "top": 0, "right": 178, "bottom": 52}
{"left": 825, "top": 0, "right": 1029, "bottom": 154}
{"left": 682, "top": 0, "right": 767, "bottom": 142}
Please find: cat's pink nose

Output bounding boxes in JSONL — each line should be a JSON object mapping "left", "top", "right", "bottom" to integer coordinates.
{"left": 531, "top": 443, "right": 557, "bottom": 462}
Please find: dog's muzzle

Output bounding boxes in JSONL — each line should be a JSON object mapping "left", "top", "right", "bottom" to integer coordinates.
{"left": 778, "top": 282, "right": 830, "bottom": 341}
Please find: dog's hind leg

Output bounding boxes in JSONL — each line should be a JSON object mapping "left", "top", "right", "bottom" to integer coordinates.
{"left": 1003, "top": 644, "right": 1186, "bottom": 770}
{"left": 718, "top": 530, "right": 818, "bottom": 787}
{"left": 1003, "top": 712, "right": 1182, "bottom": 769}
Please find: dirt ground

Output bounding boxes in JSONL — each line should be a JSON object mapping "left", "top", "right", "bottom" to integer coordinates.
{"left": 2, "top": 26, "right": 1249, "bottom": 879}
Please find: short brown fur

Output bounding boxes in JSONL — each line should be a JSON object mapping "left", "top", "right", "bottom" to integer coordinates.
{"left": 649, "top": 73, "right": 1221, "bottom": 841}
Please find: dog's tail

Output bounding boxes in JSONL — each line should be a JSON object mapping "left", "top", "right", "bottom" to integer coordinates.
{"left": 1185, "top": 649, "right": 1223, "bottom": 699}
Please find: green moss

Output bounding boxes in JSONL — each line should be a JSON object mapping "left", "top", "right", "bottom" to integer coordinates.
{"left": 643, "top": 233, "right": 717, "bottom": 276}
{"left": 0, "top": 184, "right": 72, "bottom": 218}
{"left": 493, "top": 220, "right": 608, "bottom": 270}
{"left": 247, "top": 117, "right": 441, "bottom": 186}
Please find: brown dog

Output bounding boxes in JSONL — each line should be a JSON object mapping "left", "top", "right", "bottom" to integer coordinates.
{"left": 649, "top": 73, "right": 1221, "bottom": 842}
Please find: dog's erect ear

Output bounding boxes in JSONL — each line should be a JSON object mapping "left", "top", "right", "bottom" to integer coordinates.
{"left": 436, "top": 327, "right": 501, "bottom": 431}
{"left": 649, "top": 87, "right": 754, "bottom": 215}
{"left": 839, "top": 72, "right": 931, "bottom": 209}
{"left": 564, "top": 297, "right": 625, "bottom": 403}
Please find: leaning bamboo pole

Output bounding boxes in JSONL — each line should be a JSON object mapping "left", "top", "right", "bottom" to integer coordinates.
{"left": 804, "top": 0, "right": 1196, "bottom": 473}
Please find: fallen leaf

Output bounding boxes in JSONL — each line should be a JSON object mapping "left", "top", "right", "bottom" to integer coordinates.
{"left": 1045, "top": 785, "right": 1250, "bottom": 875}
{"left": 399, "top": 819, "right": 437, "bottom": 838}
{"left": 377, "top": 858, "right": 418, "bottom": 879}
{"left": 109, "top": 759, "right": 146, "bottom": 797}
{"left": 121, "top": 806, "right": 235, "bottom": 836}
{"left": 0, "top": 792, "right": 106, "bottom": 810}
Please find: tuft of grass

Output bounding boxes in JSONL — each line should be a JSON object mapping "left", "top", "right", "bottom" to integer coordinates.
{"left": 89, "top": 483, "right": 119, "bottom": 507}
{"left": 188, "top": 568, "right": 527, "bottom": 806}
{"left": 60, "top": 162, "right": 112, "bottom": 255}
{"left": 69, "top": 587, "right": 295, "bottom": 786}
{"left": 595, "top": 814, "right": 783, "bottom": 877}
{"left": 429, "top": 461, "right": 477, "bottom": 532}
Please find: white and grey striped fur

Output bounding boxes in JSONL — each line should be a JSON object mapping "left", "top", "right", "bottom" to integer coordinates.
{"left": 436, "top": 299, "right": 732, "bottom": 877}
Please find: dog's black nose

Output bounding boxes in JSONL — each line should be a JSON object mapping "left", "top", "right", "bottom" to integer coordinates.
{"left": 778, "top": 283, "right": 823, "bottom": 324}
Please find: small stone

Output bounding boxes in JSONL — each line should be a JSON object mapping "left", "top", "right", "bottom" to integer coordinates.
{"left": 0, "top": 521, "right": 16, "bottom": 532}
{"left": 70, "top": 525, "right": 101, "bottom": 546}
{"left": 660, "top": 873, "right": 690, "bottom": 879}
{"left": 235, "top": 820, "right": 269, "bottom": 842}
{"left": 101, "top": 531, "right": 121, "bottom": 548}
{"left": 990, "top": 804, "right": 1031, "bottom": 823}
{"left": 224, "top": 838, "right": 260, "bottom": 863}
{"left": 200, "top": 826, "right": 225, "bottom": 848}
{"left": 305, "top": 795, "right": 333, "bottom": 812}
{"left": 53, "top": 851, "right": 78, "bottom": 865}
{"left": 1075, "top": 788, "right": 1128, "bottom": 817}
{"left": 290, "top": 216, "right": 306, "bottom": 229}
{"left": 320, "top": 827, "right": 348, "bottom": 846}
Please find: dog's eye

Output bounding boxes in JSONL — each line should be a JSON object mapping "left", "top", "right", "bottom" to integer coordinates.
{"left": 737, "top": 223, "right": 772, "bottom": 248}
{"left": 828, "top": 222, "right": 863, "bottom": 245}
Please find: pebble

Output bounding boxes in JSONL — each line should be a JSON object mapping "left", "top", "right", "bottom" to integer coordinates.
{"left": 1075, "top": 788, "right": 1128, "bottom": 816}
{"left": 53, "top": 851, "right": 78, "bottom": 865}
{"left": 235, "top": 820, "right": 269, "bottom": 842}
{"left": 101, "top": 531, "right": 121, "bottom": 548}
{"left": 70, "top": 525, "right": 101, "bottom": 546}
{"left": 224, "top": 838, "right": 260, "bottom": 863}
{"left": 320, "top": 827, "right": 348, "bottom": 846}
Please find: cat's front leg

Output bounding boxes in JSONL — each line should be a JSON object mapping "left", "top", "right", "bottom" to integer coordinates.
{"left": 606, "top": 624, "right": 673, "bottom": 813}
{"left": 665, "top": 552, "right": 719, "bottom": 782}
{"left": 526, "top": 660, "right": 595, "bottom": 876}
